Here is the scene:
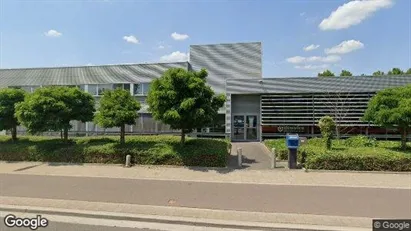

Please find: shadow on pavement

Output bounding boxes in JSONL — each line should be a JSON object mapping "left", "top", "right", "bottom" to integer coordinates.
{"left": 47, "top": 162, "right": 85, "bottom": 166}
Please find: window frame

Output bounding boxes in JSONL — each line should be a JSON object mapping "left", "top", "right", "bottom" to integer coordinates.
{"left": 133, "top": 83, "right": 151, "bottom": 96}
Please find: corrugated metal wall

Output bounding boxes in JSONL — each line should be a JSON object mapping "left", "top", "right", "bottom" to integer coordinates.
{"left": 261, "top": 92, "right": 373, "bottom": 126}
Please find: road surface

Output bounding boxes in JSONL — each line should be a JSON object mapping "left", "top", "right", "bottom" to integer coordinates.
{"left": 1, "top": 174, "right": 410, "bottom": 218}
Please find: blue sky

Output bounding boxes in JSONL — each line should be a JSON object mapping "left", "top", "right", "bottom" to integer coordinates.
{"left": 0, "top": 0, "right": 410, "bottom": 77}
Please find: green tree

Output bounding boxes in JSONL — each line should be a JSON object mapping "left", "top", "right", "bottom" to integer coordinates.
{"left": 94, "top": 88, "right": 141, "bottom": 144}
{"left": 15, "top": 86, "right": 95, "bottom": 141}
{"left": 147, "top": 68, "right": 226, "bottom": 144}
{"left": 373, "top": 70, "right": 385, "bottom": 76}
{"left": 318, "top": 116, "right": 336, "bottom": 150}
{"left": 387, "top": 68, "right": 404, "bottom": 75}
{"left": 317, "top": 70, "right": 335, "bottom": 77}
{"left": 406, "top": 68, "right": 411, "bottom": 75}
{"left": 0, "top": 88, "right": 26, "bottom": 141}
{"left": 339, "top": 70, "right": 353, "bottom": 77}
{"left": 363, "top": 85, "right": 411, "bottom": 150}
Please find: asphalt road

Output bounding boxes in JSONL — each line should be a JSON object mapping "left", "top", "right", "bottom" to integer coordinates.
{"left": 0, "top": 219, "right": 161, "bottom": 231}
{"left": 0, "top": 174, "right": 410, "bottom": 218}
{"left": 0, "top": 219, "right": 325, "bottom": 231}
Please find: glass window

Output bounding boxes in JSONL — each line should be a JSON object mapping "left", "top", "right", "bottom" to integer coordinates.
{"left": 79, "top": 85, "right": 85, "bottom": 91}
{"left": 124, "top": 84, "right": 130, "bottom": 91}
{"left": 142, "top": 83, "right": 151, "bottom": 95}
{"left": 134, "top": 84, "right": 143, "bottom": 95}
{"left": 88, "top": 85, "right": 98, "bottom": 96}
{"left": 113, "top": 84, "right": 123, "bottom": 90}
{"left": 98, "top": 84, "right": 112, "bottom": 95}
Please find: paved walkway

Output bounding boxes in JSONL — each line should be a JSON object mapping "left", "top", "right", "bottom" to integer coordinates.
{"left": 229, "top": 142, "right": 283, "bottom": 169}
{"left": 0, "top": 161, "right": 410, "bottom": 189}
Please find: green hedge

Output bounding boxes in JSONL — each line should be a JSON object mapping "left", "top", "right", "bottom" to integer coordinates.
{"left": 264, "top": 136, "right": 411, "bottom": 171}
{"left": 0, "top": 135, "right": 230, "bottom": 167}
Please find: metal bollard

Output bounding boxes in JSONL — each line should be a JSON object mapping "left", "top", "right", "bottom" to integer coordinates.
{"left": 125, "top": 155, "right": 131, "bottom": 167}
{"left": 271, "top": 148, "right": 276, "bottom": 169}
{"left": 237, "top": 148, "right": 242, "bottom": 167}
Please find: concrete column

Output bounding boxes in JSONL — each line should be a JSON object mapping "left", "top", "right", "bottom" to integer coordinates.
{"left": 130, "top": 83, "right": 134, "bottom": 96}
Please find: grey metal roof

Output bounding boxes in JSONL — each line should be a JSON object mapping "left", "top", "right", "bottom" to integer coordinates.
{"left": 226, "top": 76, "right": 411, "bottom": 94}
{"left": 189, "top": 42, "right": 262, "bottom": 94}
{"left": 0, "top": 62, "right": 189, "bottom": 87}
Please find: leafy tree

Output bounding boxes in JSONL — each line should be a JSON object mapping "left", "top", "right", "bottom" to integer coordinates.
{"left": 94, "top": 88, "right": 141, "bottom": 144}
{"left": 373, "top": 70, "right": 385, "bottom": 76}
{"left": 147, "top": 68, "right": 226, "bottom": 144}
{"left": 387, "top": 68, "right": 404, "bottom": 75}
{"left": 317, "top": 70, "right": 335, "bottom": 77}
{"left": 0, "top": 88, "right": 26, "bottom": 141}
{"left": 15, "top": 86, "right": 95, "bottom": 141}
{"left": 318, "top": 116, "right": 336, "bottom": 150}
{"left": 360, "top": 74, "right": 367, "bottom": 76}
{"left": 406, "top": 68, "right": 411, "bottom": 75}
{"left": 363, "top": 85, "right": 411, "bottom": 150}
{"left": 339, "top": 70, "right": 353, "bottom": 77}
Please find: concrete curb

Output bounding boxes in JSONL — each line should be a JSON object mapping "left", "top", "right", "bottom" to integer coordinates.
{"left": 303, "top": 168, "right": 411, "bottom": 175}
{"left": 0, "top": 203, "right": 370, "bottom": 231}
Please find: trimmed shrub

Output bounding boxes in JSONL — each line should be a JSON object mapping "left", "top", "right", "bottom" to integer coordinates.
{"left": 344, "top": 135, "right": 377, "bottom": 148}
{"left": 264, "top": 137, "right": 411, "bottom": 171}
{"left": 264, "top": 139, "right": 288, "bottom": 160}
{"left": 0, "top": 135, "right": 230, "bottom": 167}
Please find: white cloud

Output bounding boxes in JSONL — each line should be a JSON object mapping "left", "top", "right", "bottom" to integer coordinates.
{"left": 44, "top": 29, "right": 62, "bottom": 37}
{"left": 303, "top": 44, "right": 320, "bottom": 51}
{"left": 295, "top": 64, "right": 329, "bottom": 70}
{"left": 123, "top": 35, "right": 139, "bottom": 44}
{"left": 286, "top": 56, "right": 306, "bottom": 64}
{"left": 286, "top": 55, "right": 341, "bottom": 64}
{"left": 160, "top": 51, "right": 189, "bottom": 62}
{"left": 171, "top": 32, "right": 189, "bottom": 41}
{"left": 300, "top": 12, "right": 306, "bottom": 16}
{"left": 325, "top": 40, "right": 364, "bottom": 54}
{"left": 158, "top": 45, "right": 165, "bottom": 49}
{"left": 319, "top": 0, "right": 393, "bottom": 30}
{"left": 86, "top": 63, "right": 93, "bottom": 66}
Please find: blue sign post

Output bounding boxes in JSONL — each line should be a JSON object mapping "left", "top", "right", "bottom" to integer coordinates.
{"left": 286, "top": 134, "right": 300, "bottom": 169}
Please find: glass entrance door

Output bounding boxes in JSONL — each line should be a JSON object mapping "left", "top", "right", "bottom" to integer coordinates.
{"left": 246, "top": 115, "right": 258, "bottom": 140}
{"left": 232, "top": 115, "right": 258, "bottom": 141}
{"left": 233, "top": 115, "right": 245, "bottom": 140}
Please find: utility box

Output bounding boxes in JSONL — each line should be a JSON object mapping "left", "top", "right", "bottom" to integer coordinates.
{"left": 286, "top": 134, "right": 300, "bottom": 149}
{"left": 285, "top": 134, "right": 299, "bottom": 169}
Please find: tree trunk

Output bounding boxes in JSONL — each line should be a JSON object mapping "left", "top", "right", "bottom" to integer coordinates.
{"left": 63, "top": 128, "right": 69, "bottom": 142}
{"left": 120, "top": 124, "right": 125, "bottom": 145}
{"left": 181, "top": 129, "right": 185, "bottom": 144}
{"left": 401, "top": 128, "right": 407, "bottom": 150}
{"left": 60, "top": 130, "right": 63, "bottom": 139}
{"left": 11, "top": 125, "right": 17, "bottom": 142}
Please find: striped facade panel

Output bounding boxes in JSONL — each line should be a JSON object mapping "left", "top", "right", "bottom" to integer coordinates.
{"left": 261, "top": 92, "right": 374, "bottom": 126}
{"left": 227, "top": 76, "right": 411, "bottom": 94}
{"left": 189, "top": 42, "right": 262, "bottom": 94}
{"left": 0, "top": 62, "right": 189, "bottom": 88}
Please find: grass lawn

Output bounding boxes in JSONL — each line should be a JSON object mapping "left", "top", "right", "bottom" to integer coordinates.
{"left": 264, "top": 136, "right": 411, "bottom": 171}
{"left": 0, "top": 135, "right": 230, "bottom": 167}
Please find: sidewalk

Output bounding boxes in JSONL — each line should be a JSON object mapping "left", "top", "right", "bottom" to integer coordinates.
{"left": 0, "top": 197, "right": 370, "bottom": 230}
{"left": 0, "top": 161, "right": 410, "bottom": 189}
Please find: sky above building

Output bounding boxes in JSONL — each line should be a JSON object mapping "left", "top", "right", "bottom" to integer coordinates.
{"left": 0, "top": 0, "right": 410, "bottom": 77}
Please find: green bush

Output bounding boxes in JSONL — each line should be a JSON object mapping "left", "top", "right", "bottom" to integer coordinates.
{"left": 264, "top": 136, "right": 410, "bottom": 171}
{"left": 0, "top": 135, "right": 230, "bottom": 167}
{"left": 344, "top": 135, "right": 377, "bottom": 147}
{"left": 264, "top": 139, "right": 288, "bottom": 160}
{"left": 305, "top": 151, "right": 411, "bottom": 171}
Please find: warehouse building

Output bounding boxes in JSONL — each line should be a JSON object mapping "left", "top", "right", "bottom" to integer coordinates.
{"left": 1, "top": 42, "right": 411, "bottom": 140}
